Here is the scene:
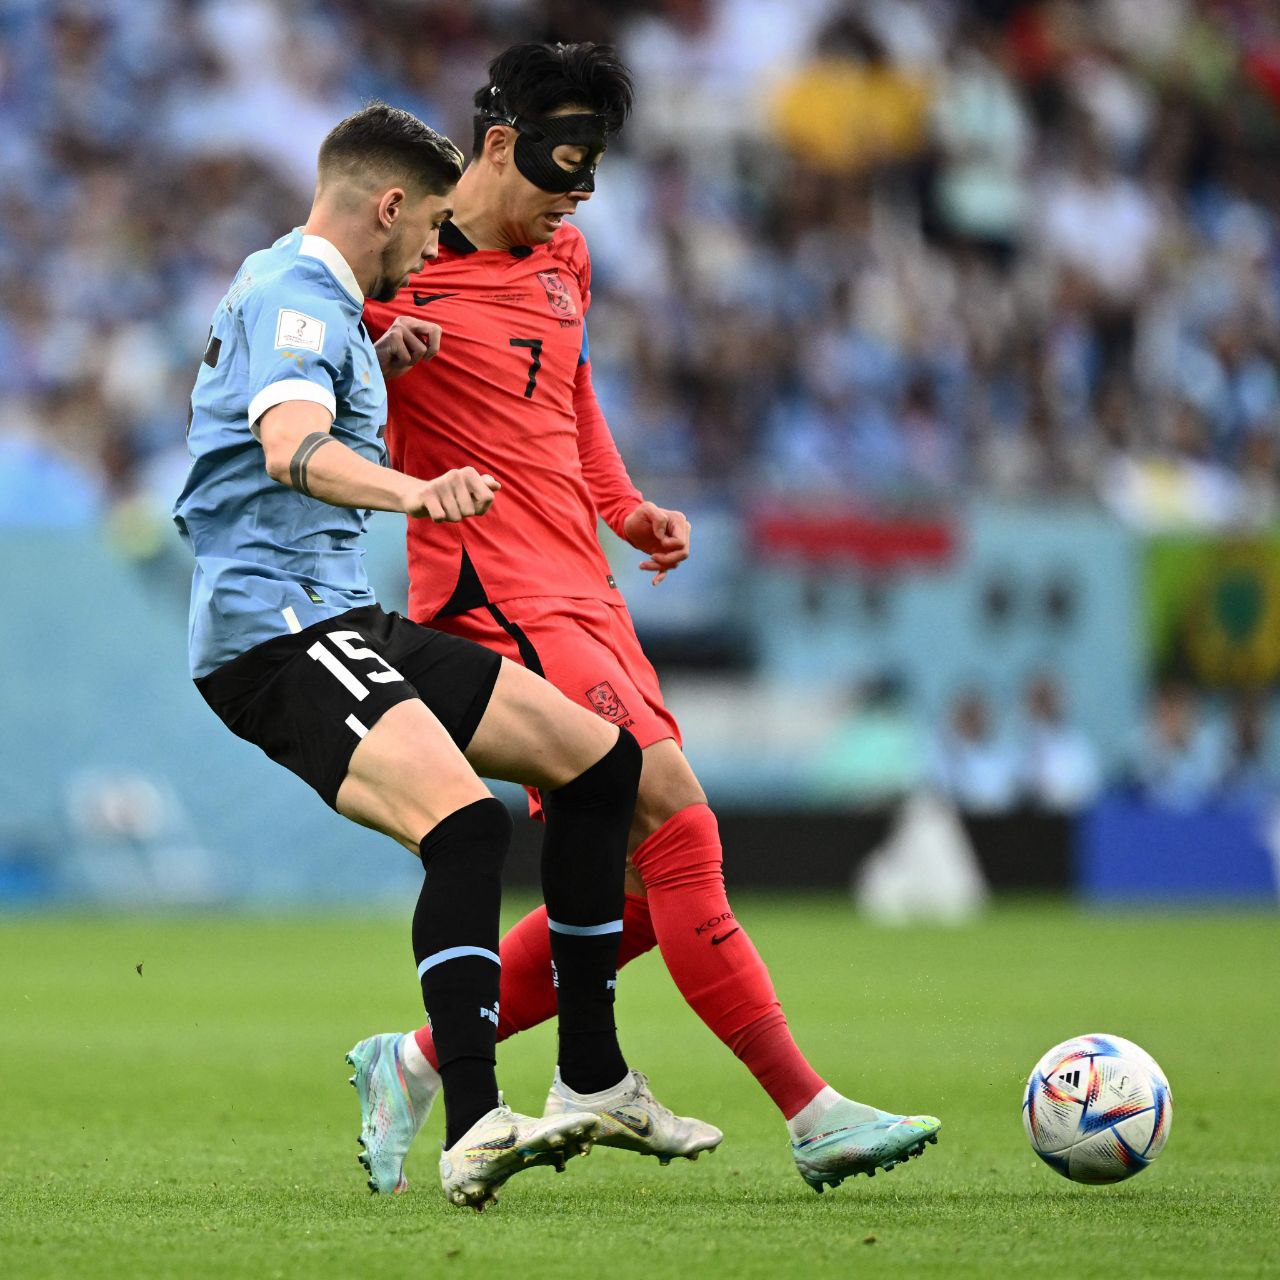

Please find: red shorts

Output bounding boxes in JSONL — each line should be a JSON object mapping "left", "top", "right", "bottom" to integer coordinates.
{"left": 428, "top": 595, "right": 682, "bottom": 815}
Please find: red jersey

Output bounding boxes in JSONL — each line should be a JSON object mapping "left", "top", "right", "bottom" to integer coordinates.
{"left": 364, "top": 220, "right": 642, "bottom": 622}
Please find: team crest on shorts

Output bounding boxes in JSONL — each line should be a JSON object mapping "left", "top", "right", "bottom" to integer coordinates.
{"left": 536, "top": 269, "right": 577, "bottom": 319}
{"left": 586, "top": 680, "right": 629, "bottom": 723}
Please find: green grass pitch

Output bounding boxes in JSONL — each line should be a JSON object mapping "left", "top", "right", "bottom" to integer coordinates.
{"left": 1, "top": 897, "right": 1276, "bottom": 1278}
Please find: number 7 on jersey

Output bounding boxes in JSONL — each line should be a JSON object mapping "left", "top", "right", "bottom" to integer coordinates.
{"left": 509, "top": 338, "right": 543, "bottom": 398}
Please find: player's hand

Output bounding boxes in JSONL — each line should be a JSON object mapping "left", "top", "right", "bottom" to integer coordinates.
{"left": 622, "top": 500, "right": 691, "bottom": 585}
{"left": 375, "top": 316, "right": 442, "bottom": 379}
{"left": 405, "top": 467, "right": 500, "bottom": 522}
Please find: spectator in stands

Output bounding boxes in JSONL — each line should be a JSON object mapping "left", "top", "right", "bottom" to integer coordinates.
{"left": 929, "top": 22, "right": 1031, "bottom": 267}
{"left": 770, "top": 11, "right": 929, "bottom": 176}
{"left": 1, "top": 0, "right": 1278, "bottom": 527}
{"left": 810, "top": 673, "right": 925, "bottom": 804}
{"left": 1132, "top": 679, "right": 1227, "bottom": 810}
{"left": 1020, "top": 673, "right": 1102, "bottom": 811}
{"left": 930, "top": 688, "right": 1020, "bottom": 814}
{"left": 1222, "top": 693, "right": 1278, "bottom": 804}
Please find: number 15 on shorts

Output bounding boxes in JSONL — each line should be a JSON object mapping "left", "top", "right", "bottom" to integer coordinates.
{"left": 307, "top": 631, "right": 404, "bottom": 701}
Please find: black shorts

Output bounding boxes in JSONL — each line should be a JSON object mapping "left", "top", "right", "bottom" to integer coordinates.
{"left": 196, "top": 604, "right": 503, "bottom": 808}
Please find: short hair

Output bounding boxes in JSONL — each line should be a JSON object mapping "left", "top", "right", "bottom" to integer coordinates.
{"left": 472, "top": 42, "right": 634, "bottom": 158}
{"left": 318, "top": 103, "right": 463, "bottom": 196}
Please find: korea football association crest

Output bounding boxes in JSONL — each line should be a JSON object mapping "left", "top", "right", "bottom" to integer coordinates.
{"left": 536, "top": 269, "right": 577, "bottom": 319}
{"left": 586, "top": 680, "right": 630, "bottom": 724}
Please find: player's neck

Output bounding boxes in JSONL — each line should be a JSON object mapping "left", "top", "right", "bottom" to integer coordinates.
{"left": 448, "top": 169, "right": 524, "bottom": 253}
{"left": 300, "top": 214, "right": 374, "bottom": 298}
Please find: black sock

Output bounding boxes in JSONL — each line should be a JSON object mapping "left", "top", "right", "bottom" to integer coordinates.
{"left": 541, "top": 730, "right": 641, "bottom": 1093}
{"left": 413, "top": 797, "right": 511, "bottom": 1148}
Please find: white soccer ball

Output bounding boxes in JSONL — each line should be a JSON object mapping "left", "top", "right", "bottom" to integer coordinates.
{"left": 1022, "top": 1033, "right": 1173, "bottom": 1184}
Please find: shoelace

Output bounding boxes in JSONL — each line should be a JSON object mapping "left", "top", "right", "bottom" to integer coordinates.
{"left": 628, "top": 1072, "right": 678, "bottom": 1124}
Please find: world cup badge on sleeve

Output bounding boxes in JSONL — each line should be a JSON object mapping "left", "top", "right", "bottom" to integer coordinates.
{"left": 275, "top": 309, "right": 326, "bottom": 353}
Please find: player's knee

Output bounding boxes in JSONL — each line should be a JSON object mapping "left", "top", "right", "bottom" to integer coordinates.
{"left": 630, "top": 801, "right": 724, "bottom": 888}
{"left": 545, "top": 727, "right": 642, "bottom": 814}
{"left": 345, "top": 763, "right": 493, "bottom": 852}
{"left": 630, "top": 775, "right": 709, "bottom": 847}
{"left": 419, "top": 795, "right": 513, "bottom": 871}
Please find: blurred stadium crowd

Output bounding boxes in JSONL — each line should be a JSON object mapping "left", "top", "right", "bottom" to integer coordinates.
{"left": 0, "top": 0, "right": 1277, "bottom": 834}
{"left": 2, "top": 0, "right": 1280, "bottom": 528}
{"left": 918, "top": 675, "right": 1273, "bottom": 812}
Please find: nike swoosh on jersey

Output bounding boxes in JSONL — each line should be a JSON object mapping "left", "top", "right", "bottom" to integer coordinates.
{"left": 413, "top": 292, "right": 460, "bottom": 306}
{"left": 710, "top": 928, "right": 740, "bottom": 946}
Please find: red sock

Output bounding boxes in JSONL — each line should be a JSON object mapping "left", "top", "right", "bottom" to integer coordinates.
{"left": 413, "top": 892, "right": 656, "bottom": 1069}
{"left": 631, "top": 803, "right": 827, "bottom": 1119}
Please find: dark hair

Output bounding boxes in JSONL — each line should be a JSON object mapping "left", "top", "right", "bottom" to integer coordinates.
{"left": 472, "top": 42, "right": 634, "bottom": 157}
{"left": 319, "top": 102, "right": 463, "bottom": 196}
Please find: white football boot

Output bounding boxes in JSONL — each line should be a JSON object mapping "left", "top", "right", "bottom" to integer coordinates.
{"left": 543, "top": 1068, "right": 723, "bottom": 1165}
{"left": 439, "top": 1100, "right": 600, "bottom": 1212}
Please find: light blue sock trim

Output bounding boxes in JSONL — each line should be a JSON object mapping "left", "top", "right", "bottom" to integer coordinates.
{"left": 417, "top": 945, "right": 501, "bottom": 978}
{"left": 547, "top": 918, "right": 624, "bottom": 937}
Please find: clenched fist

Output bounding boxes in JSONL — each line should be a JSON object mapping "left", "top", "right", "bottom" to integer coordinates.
{"left": 375, "top": 316, "right": 442, "bottom": 379}
{"left": 404, "top": 466, "right": 500, "bottom": 522}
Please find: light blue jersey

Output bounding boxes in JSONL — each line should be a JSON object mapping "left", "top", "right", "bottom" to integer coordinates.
{"left": 174, "top": 231, "right": 387, "bottom": 677}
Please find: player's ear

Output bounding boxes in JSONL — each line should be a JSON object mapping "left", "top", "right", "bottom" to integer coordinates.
{"left": 377, "top": 187, "right": 406, "bottom": 231}
{"left": 482, "top": 125, "right": 513, "bottom": 170}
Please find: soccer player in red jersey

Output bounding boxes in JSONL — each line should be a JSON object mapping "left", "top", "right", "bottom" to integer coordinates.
{"left": 353, "top": 42, "right": 940, "bottom": 1194}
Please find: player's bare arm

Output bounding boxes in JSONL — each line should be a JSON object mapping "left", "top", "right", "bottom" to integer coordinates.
{"left": 622, "top": 500, "right": 692, "bottom": 585}
{"left": 257, "top": 399, "right": 499, "bottom": 521}
{"left": 375, "top": 315, "right": 442, "bottom": 378}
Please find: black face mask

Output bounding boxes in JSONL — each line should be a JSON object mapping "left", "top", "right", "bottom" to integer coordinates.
{"left": 474, "top": 104, "right": 610, "bottom": 194}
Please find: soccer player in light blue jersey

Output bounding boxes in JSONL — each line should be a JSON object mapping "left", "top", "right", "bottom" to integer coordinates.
{"left": 174, "top": 104, "right": 715, "bottom": 1211}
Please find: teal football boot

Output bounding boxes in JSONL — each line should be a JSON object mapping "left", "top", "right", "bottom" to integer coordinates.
{"left": 792, "top": 1102, "right": 941, "bottom": 1192}
{"left": 346, "top": 1032, "right": 436, "bottom": 1194}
